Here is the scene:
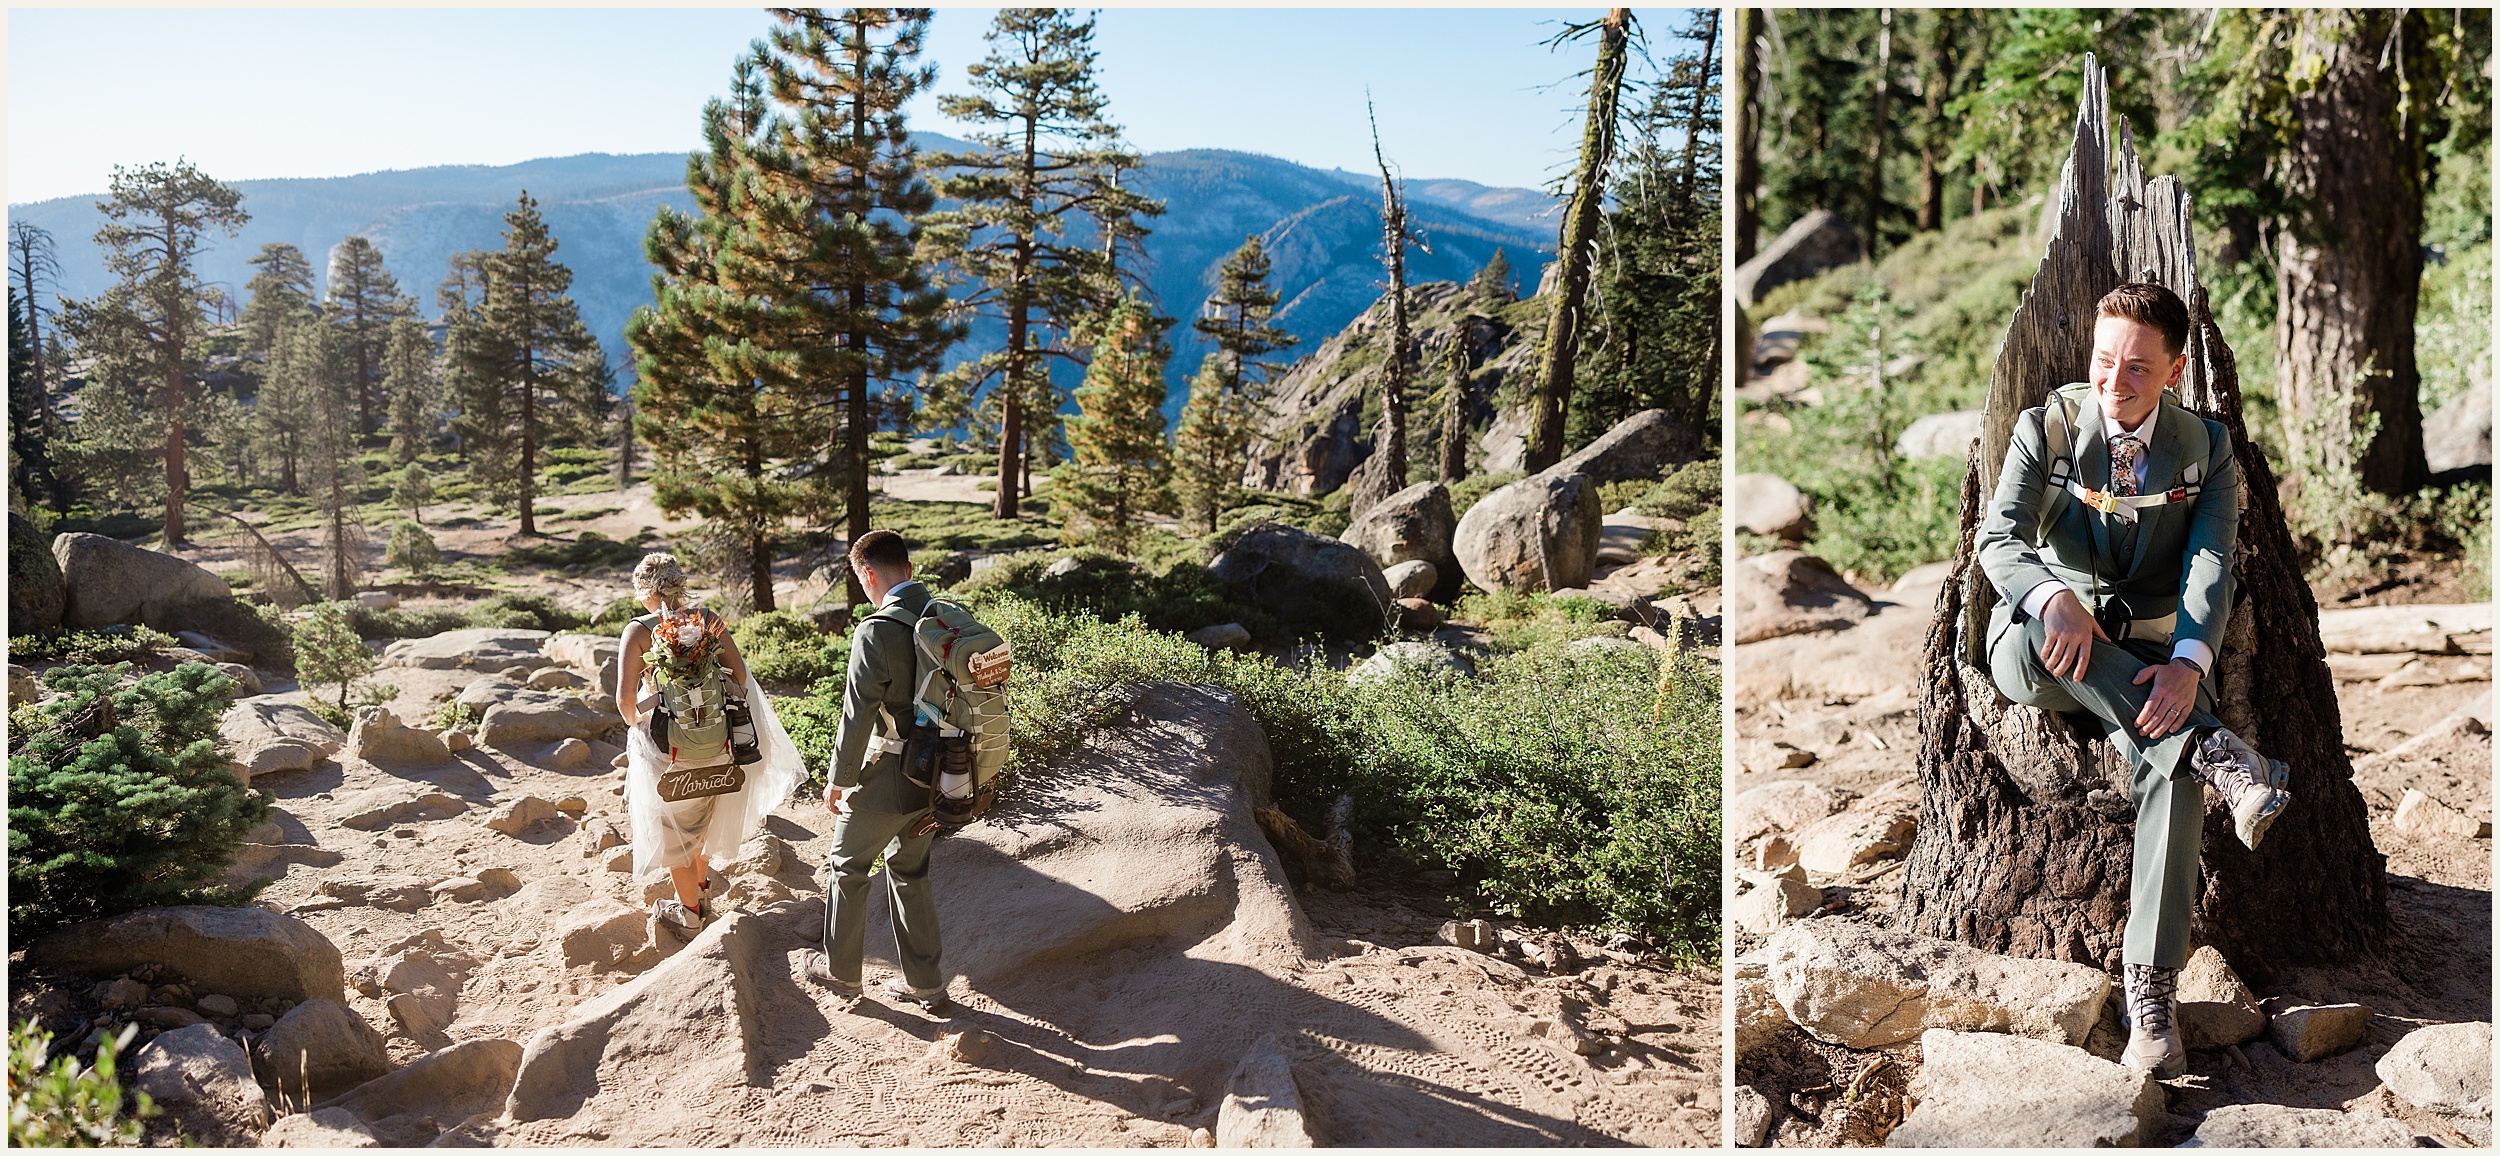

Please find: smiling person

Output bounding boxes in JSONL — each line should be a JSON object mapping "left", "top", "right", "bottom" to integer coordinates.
{"left": 1974, "top": 282, "right": 2292, "bottom": 1079}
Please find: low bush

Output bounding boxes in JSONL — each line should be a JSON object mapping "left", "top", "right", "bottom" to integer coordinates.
{"left": 386, "top": 521, "right": 440, "bottom": 575}
{"left": 7, "top": 663, "right": 272, "bottom": 936}
{"left": 5, "top": 626, "right": 177, "bottom": 667}
{"left": 1448, "top": 471, "right": 1524, "bottom": 519}
{"left": 732, "top": 611, "right": 850, "bottom": 688}
{"left": 498, "top": 531, "right": 646, "bottom": 573}
{"left": 7, "top": 1019, "right": 157, "bottom": 1147}
{"left": 954, "top": 552, "right": 1283, "bottom": 640}
{"left": 342, "top": 604, "right": 472, "bottom": 641}
{"left": 466, "top": 591, "right": 585, "bottom": 632}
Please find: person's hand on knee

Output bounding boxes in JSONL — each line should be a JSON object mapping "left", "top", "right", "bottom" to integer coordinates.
{"left": 2131, "top": 660, "right": 2202, "bottom": 739}
{"left": 2040, "top": 589, "right": 2107, "bottom": 680}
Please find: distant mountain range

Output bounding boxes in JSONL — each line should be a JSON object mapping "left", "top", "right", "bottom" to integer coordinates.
{"left": 10, "top": 142, "right": 1556, "bottom": 416}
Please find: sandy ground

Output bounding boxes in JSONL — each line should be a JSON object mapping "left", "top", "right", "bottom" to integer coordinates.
{"left": 1730, "top": 567, "right": 2493, "bottom": 1146}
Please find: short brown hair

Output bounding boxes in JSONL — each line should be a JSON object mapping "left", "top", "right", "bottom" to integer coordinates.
{"left": 849, "top": 529, "right": 911, "bottom": 576}
{"left": 2096, "top": 282, "right": 2190, "bottom": 357}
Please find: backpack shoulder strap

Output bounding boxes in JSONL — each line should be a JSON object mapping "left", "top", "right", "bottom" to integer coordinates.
{"left": 2033, "top": 387, "right": 2086, "bottom": 546}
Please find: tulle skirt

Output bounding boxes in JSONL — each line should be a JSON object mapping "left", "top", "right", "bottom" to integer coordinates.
{"left": 622, "top": 673, "right": 806, "bottom": 879}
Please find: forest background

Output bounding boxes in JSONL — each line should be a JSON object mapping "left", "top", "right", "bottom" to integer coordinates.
{"left": 1733, "top": 7, "right": 2492, "bottom": 601}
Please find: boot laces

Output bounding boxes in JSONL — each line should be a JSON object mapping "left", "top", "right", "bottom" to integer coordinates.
{"left": 2126, "top": 964, "right": 2177, "bottom": 1032}
{"left": 2194, "top": 731, "right": 2267, "bottom": 806}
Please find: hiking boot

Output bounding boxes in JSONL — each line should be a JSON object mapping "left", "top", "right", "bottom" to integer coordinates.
{"left": 880, "top": 976, "right": 950, "bottom": 1010}
{"left": 2190, "top": 728, "right": 2291, "bottom": 851}
{"left": 802, "top": 952, "right": 861, "bottom": 997}
{"left": 2122, "top": 963, "right": 2185, "bottom": 1078}
{"left": 653, "top": 898, "right": 706, "bottom": 941}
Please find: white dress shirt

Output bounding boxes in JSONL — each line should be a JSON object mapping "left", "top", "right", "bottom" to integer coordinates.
{"left": 2021, "top": 407, "right": 2215, "bottom": 675}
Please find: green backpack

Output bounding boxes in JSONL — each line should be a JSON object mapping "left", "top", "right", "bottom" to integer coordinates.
{"left": 884, "top": 598, "right": 1013, "bottom": 831}
{"left": 638, "top": 609, "right": 750, "bottom": 796}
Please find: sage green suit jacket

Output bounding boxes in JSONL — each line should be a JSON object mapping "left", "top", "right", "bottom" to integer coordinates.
{"left": 1976, "top": 390, "right": 2241, "bottom": 662}
{"left": 828, "top": 581, "right": 932, "bottom": 805}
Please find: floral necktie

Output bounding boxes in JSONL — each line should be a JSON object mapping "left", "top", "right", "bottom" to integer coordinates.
{"left": 2109, "top": 434, "right": 2143, "bottom": 499}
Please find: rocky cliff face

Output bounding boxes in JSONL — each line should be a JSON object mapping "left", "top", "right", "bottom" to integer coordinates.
{"left": 1242, "top": 281, "right": 1543, "bottom": 497}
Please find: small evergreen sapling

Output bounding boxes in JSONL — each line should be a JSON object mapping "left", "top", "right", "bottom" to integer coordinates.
{"left": 392, "top": 462, "right": 434, "bottom": 524}
{"left": 292, "top": 602, "right": 378, "bottom": 720}
{"left": 6, "top": 663, "right": 270, "bottom": 935}
{"left": 386, "top": 520, "right": 440, "bottom": 576}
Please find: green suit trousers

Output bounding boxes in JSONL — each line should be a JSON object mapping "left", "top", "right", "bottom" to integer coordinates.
{"left": 820, "top": 751, "right": 943, "bottom": 991}
{"left": 1990, "top": 614, "right": 2215, "bottom": 970}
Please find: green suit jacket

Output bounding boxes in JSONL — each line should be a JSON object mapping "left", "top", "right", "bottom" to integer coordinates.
{"left": 1976, "top": 389, "right": 2241, "bottom": 662}
{"left": 829, "top": 580, "right": 932, "bottom": 800}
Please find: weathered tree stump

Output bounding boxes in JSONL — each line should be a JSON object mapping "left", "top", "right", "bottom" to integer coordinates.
{"left": 1898, "top": 57, "right": 2387, "bottom": 979}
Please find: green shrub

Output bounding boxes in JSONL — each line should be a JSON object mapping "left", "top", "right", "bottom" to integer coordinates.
{"left": 5, "top": 626, "right": 176, "bottom": 667}
{"left": 428, "top": 699, "right": 483, "bottom": 733}
{"left": 955, "top": 552, "right": 1284, "bottom": 640}
{"left": 7, "top": 1019, "right": 156, "bottom": 1146}
{"left": 341, "top": 604, "right": 472, "bottom": 642}
{"left": 385, "top": 521, "right": 440, "bottom": 575}
{"left": 466, "top": 592, "right": 585, "bottom": 632}
{"left": 498, "top": 531, "right": 645, "bottom": 573}
{"left": 732, "top": 611, "right": 850, "bottom": 687}
{"left": 587, "top": 596, "right": 643, "bottom": 631}
{"left": 292, "top": 604, "right": 380, "bottom": 714}
{"left": 7, "top": 663, "right": 271, "bottom": 935}
{"left": 1448, "top": 471, "right": 1524, "bottom": 519}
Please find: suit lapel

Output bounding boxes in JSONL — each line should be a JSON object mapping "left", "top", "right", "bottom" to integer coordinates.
{"left": 2124, "top": 401, "right": 2185, "bottom": 578}
{"left": 2073, "top": 389, "right": 2114, "bottom": 568}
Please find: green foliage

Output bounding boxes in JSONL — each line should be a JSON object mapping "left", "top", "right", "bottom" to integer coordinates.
{"left": 385, "top": 520, "right": 440, "bottom": 575}
{"left": 7, "top": 663, "right": 270, "bottom": 935}
{"left": 1447, "top": 471, "right": 1523, "bottom": 520}
{"left": 6, "top": 626, "right": 175, "bottom": 666}
{"left": 428, "top": 699, "right": 484, "bottom": 734}
{"left": 391, "top": 463, "right": 434, "bottom": 523}
{"left": 291, "top": 603, "right": 376, "bottom": 712}
{"left": 731, "top": 611, "right": 849, "bottom": 688}
{"left": 497, "top": 530, "right": 645, "bottom": 572}
{"left": 340, "top": 603, "right": 470, "bottom": 642}
{"left": 466, "top": 591, "right": 585, "bottom": 633}
{"left": 172, "top": 597, "right": 294, "bottom": 669}
{"left": 1054, "top": 296, "right": 1173, "bottom": 553}
{"left": 7, "top": 1020, "right": 156, "bottom": 1147}
{"left": 955, "top": 552, "right": 1280, "bottom": 640}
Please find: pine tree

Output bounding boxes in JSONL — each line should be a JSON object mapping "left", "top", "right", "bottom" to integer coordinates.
{"left": 76, "top": 161, "right": 249, "bottom": 546}
{"left": 7, "top": 663, "right": 270, "bottom": 934}
{"left": 1470, "top": 247, "right": 1516, "bottom": 306}
{"left": 1178, "top": 235, "right": 1296, "bottom": 532}
{"left": 1432, "top": 322, "right": 1477, "bottom": 484}
{"left": 448, "top": 194, "right": 611, "bottom": 537}
{"left": 8, "top": 225, "right": 69, "bottom": 514}
{"left": 240, "top": 243, "right": 315, "bottom": 355}
{"left": 326, "top": 236, "right": 409, "bottom": 437}
{"left": 291, "top": 602, "right": 376, "bottom": 716}
{"left": 392, "top": 462, "right": 433, "bottom": 524}
{"left": 1053, "top": 295, "right": 1170, "bottom": 554}
{"left": 922, "top": 8, "right": 1162, "bottom": 520}
{"left": 1170, "top": 354, "right": 1245, "bottom": 535}
{"left": 279, "top": 319, "right": 364, "bottom": 599}
{"left": 381, "top": 314, "right": 438, "bottom": 463}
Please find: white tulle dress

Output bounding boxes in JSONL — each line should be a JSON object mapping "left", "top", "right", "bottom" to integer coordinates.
{"left": 621, "top": 666, "right": 807, "bottom": 880}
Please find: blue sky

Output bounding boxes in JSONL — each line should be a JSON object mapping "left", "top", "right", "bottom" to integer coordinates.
{"left": 5, "top": 7, "right": 1687, "bottom": 205}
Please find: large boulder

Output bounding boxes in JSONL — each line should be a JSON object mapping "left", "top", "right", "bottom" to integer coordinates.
{"left": 1728, "top": 473, "right": 1812, "bottom": 540}
{"left": 1551, "top": 408, "right": 1702, "bottom": 486}
{"left": 380, "top": 628, "right": 552, "bottom": 671}
{"left": 1894, "top": 410, "right": 1985, "bottom": 462}
{"left": 2375, "top": 1021, "right": 2492, "bottom": 1144}
{"left": 1731, "top": 210, "right": 1863, "bottom": 307}
{"left": 1478, "top": 406, "right": 1531, "bottom": 476}
{"left": 319, "top": 1038, "right": 522, "bottom": 1132}
{"left": 51, "top": 532, "right": 231, "bottom": 630}
{"left": 501, "top": 681, "right": 1317, "bottom": 1144}
{"left": 134, "top": 1023, "right": 269, "bottom": 1140}
{"left": 344, "top": 706, "right": 450, "bottom": 765}
{"left": 26, "top": 906, "right": 345, "bottom": 1003}
{"left": 2187, "top": 1104, "right": 2420, "bottom": 1148}
{"left": 1208, "top": 523, "right": 1394, "bottom": 640}
{"left": 1729, "top": 551, "right": 1875, "bottom": 645}
{"left": 8, "top": 511, "right": 65, "bottom": 634}
{"left": 544, "top": 633, "right": 624, "bottom": 696}
{"left": 1339, "top": 481, "right": 1457, "bottom": 595}
{"left": 220, "top": 700, "right": 347, "bottom": 782}
{"left": 475, "top": 689, "right": 615, "bottom": 747}
{"left": 1452, "top": 469, "right": 1604, "bottom": 593}
{"left": 1887, "top": 1029, "right": 2161, "bottom": 1147}
{"left": 1347, "top": 641, "right": 1475, "bottom": 687}
{"left": 252, "top": 998, "right": 391, "bottom": 1100}
{"left": 1764, "top": 921, "right": 2110, "bottom": 1049}
{"left": 2425, "top": 375, "right": 2492, "bottom": 476}
{"left": 260, "top": 1107, "right": 381, "bottom": 1147}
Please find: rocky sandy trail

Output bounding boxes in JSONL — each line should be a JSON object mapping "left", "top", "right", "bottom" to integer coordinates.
{"left": 1728, "top": 562, "right": 2493, "bottom": 1147}
{"left": 11, "top": 637, "right": 1716, "bottom": 1147}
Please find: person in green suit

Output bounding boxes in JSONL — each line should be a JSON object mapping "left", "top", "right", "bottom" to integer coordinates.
{"left": 802, "top": 529, "right": 949, "bottom": 1010}
{"left": 1976, "top": 282, "right": 2291, "bottom": 1078}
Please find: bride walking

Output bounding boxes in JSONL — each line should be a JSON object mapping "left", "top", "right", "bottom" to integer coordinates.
{"left": 614, "top": 553, "right": 806, "bottom": 939}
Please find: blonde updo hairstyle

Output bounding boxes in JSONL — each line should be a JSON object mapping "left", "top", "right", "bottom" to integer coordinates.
{"left": 632, "top": 553, "right": 691, "bottom": 608}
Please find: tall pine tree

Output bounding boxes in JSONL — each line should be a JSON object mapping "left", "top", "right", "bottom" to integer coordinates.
{"left": 382, "top": 314, "right": 439, "bottom": 463}
{"left": 326, "top": 236, "right": 410, "bottom": 436}
{"left": 922, "top": 8, "right": 1161, "bottom": 520}
{"left": 1054, "top": 295, "right": 1170, "bottom": 554}
{"left": 75, "top": 160, "right": 248, "bottom": 546}
{"left": 447, "top": 194, "right": 609, "bottom": 537}
{"left": 1175, "top": 235, "right": 1295, "bottom": 533}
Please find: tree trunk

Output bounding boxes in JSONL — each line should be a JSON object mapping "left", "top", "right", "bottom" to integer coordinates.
{"left": 614, "top": 399, "right": 636, "bottom": 490}
{"left": 1438, "top": 324, "right": 1472, "bottom": 485}
{"left": 1355, "top": 140, "right": 1414, "bottom": 516}
{"left": 519, "top": 336, "right": 539, "bottom": 538}
{"left": 1733, "top": 8, "right": 1764, "bottom": 267}
{"left": 163, "top": 385, "right": 187, "bottom": 548}
{"left": 994, "top": 115, "right": 1041, "bottom": 522}
{"left": 1899, "top": 56, "right": 2387, "bottom": 979}
{"left": 1916, "top": 11, "right": 1950, "bottom": 232}
{"left": 1524, "top": 7, "right": 1629, "bottom": 476}
{"left": 2275, "top": 10, "right": 2428, "bottom": 498}
{"left": 1864, "top": 9, "right": 1891, "bottom": 256}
